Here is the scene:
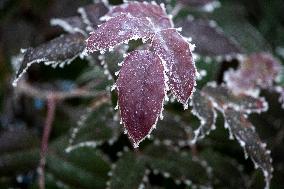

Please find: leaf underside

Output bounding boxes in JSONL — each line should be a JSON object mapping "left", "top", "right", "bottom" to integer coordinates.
{"left": 116, "top": 50, "right": 165, "bottom": 147}
{"left": 191, "top": 90, "right": 216, "bottom": 142}
{"left": 203, "top": 84, "right": 268, "bottom": 114}
{"left": 50, "top": 16, "right": 87, "bottom": 34}
{"left": 15, "top": 33, "right": 86, "bottom": 85}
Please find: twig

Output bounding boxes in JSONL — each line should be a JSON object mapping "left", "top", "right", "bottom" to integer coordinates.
{"left": 38, "top": 95, "right": 57, "bottom": 189}
{"left": 16, "top": 79, "right": 107, "bottom": 100}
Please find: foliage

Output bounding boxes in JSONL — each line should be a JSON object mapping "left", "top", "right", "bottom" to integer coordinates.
{"left": 1, "top": 0, "right": 284, "bottom": 189}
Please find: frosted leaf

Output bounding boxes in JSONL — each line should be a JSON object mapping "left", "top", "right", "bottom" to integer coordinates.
{"left": 50, "top": 16, "right": 87, "bottom": 34}
{"left": 223, "top": 108, "right": 273, "bottom": 189}
{"left": 191, "top": 90, "right": 216, "bottom": 143}
{"left": 224, "top": 53, "right": 282, "bottom": 95}
{"left": 13, "top": 33, "right": 85, "bottom": 86}
{"left": 78, "top": 3, "right": 108, "bottom": 31}
{"left": 107, "top": 152, "right": 146, "bottom": 189}
{"left": 153, "top": 113, "right": 192, "bottom": 147}
{"left": 152, "top": 28, "right": 196, "bottom": 106}
{"left": 86, "top": 14, "right": 155, "bottom": 53}
{"left": 105, "top": 1, "right": 172, "bottom": 29}
{"left": 176, "top": 18, "right": 242, "bottom": 57}
{"left": 203, "top": 85, "right": 268, "bottom": 114}
{"left": 201, "top": 150, "right": 248, "bottom": 188}
{"left": 143, "top": 144, "right": 211, "bottom": 187}
{"left": 116, "top": 50, "right": 166, "bottom": 147}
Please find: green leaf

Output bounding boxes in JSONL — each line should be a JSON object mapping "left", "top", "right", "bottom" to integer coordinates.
{"left": 201, "top": 149, "right": 248, "bottom": 189}
{"left": 47, "top": 154, "right": 107, "bottom": 189}
{"left": 108, "top": 152, "right": 146, "bottom": 189}
{"left": 143, "top": 144, "right": 211, "bottom": 187}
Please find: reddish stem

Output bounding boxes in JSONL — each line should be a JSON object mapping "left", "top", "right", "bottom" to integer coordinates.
{"left": 38, "top": 95, "right": 57, "bottom": 189}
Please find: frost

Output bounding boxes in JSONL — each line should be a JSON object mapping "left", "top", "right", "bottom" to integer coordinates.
{"left": 223, "top": 108, "right": 273, "bottom": 189}
{"left": 13, "top": 33, "right": 85, "bottom": 86}
{"left": 86, "top": 14, "right": 155, "bottom": 53}
{"left": 50, "top": 16, "right": 87, "bottom": 35}
{"left": 224, "top": 53, "right": 282, "bottom": 95}
{"left": 105, "top": 1, "right": 173, "bottom": 29}
{"left": 78, "top": 3, "right": 108, "bottom": 31}
{"left": 116, "top": 50, "right": 166, "bottom": 147}
{"left": 191, "top": 90, "right": 217, "bottom": 143}
{"left": 202, "top": 84, "right": 268, "bottom": 114}
{"left": 152, "top": 28, "right": 196, "bottom": 106}
{"left": 65, "top": 141, "right": 103, "bottom": 153}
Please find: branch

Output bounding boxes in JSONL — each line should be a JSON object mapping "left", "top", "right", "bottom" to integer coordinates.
{"left": 38, "top": 95, "right": 57, "bottom": 189}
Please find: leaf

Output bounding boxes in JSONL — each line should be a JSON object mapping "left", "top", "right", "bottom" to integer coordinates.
{"left": 224, "top": 53, "right": 282, "bottom": 95}
{"left": 50, "top": 16, "right": 87, "bottom": 34}
{"left": 223, "top": 108, "right": 273, "bottom": 189}
{"left": 46, "top": 137, "right": 110, "bottom": 189}
{"left": 191, "top": 90, "right": 217, "bottom": 143}
{"left": 143, "top": 144, "right": 211, "bottom": 187}
{"left": 176, "top": 18, "right": 242, "bottom": 57}
{"left": 202, "top": 84, "right": 268, "bottom": 114}
{"left": 67, "top": 103, "right": 119, "bottom": 151}
{"left": 0, "top": 149, "right": 39, "bottom": 176}
{"left": 0, "top": 127, "right": 39, "bottom": 154}
{"left": 78, "top": 3, "right": 109, "bottom": 31}
{"left": 179, "top": 0, "right": 218, "bottom": 8}
{"left": 116, "top": 50, "right": 166, "bottom": 147}
{"left": 108, "top": 152, "right": 146, "bottom": 189}
{"left": 13, "top": 33, "right": 86, "bottom": 86}
{"left": 210, "top": 1, "right": 271, "bottom": 53}
{"left": 201, "top": 150, "right": 248, "bottom": 189}
{"left": 47, "top": 154, "right": 107, "bottom": 189}
{"left": 104, "top": 1, "right": 172, "bottom": 29}
{"left": 152, "top": 28, "right": 196, "bottom": 107}
{"left": 153, "top": 113, "right": 192, "bottom": 147}
{"left": 86, "top": 14, "right": 155, "bottom": 54}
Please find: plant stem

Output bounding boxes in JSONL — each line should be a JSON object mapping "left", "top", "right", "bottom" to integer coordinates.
{"left": 38, "top": 95, "right": 56, "bottom": 189}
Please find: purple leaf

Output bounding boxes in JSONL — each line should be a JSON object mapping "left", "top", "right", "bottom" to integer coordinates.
{"left": 78, "top": 3, "right": 108, "bottom": 31}
{"left": 14, "top": 33, "right": 86, "bottom": 86}
{"left": 152, "top": 28, "right": 196, "bottom": 107}
{"left": 105, "top": 1, "right": 172, "bottom": 29}
{"left": 176, "top": 18, "right": 242, "bottom": 56}
{"left": 86, "top": 14, "right": 155, "bottom": 53}
{"left": 116, "top": 50, "right": 166, "bottom": 147}
{"left": 223, "top": 108, "right": 273, "bottom": 189}
{"left": 224, "top": 53, "right": 282, "bottom": 95}
{"left": 202, "top": 84, "right": 268, "bottom": 114}
{"left": 191, "top": 90, "right": 216, "bottom": 143}
{"left": 50, "top": 16, "right": 87, "bottom": 34}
